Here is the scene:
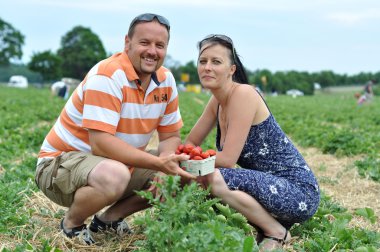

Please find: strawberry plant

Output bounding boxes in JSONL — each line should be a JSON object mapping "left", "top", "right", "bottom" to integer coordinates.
{"left": 0, "top": 87, "right": 379, "bottom": 251}
{"left": 133, "top": 175, "right": 256, "bottom": 251}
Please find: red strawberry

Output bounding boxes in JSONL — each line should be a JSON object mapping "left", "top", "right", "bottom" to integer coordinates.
{"left": 206, "top": 149, "right": 216, "bottom": 156}
{"left": 195, "top": 146, "right": 202, "bottom": 153}
{"left": 177, "top": 144, "right": 185, "bottom": 152}
{"left": 200, "top": 152, "right": 210, "bottom": 159}
{"left": 183, "top": 144, "right": 195, "bottom": 154}
{"left": 190, "top": 148, "right": 201, "bottom": 157}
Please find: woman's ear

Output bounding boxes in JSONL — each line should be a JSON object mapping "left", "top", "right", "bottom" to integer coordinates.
{"left": 230, "top": 64, "right": 236, "bottom": 76}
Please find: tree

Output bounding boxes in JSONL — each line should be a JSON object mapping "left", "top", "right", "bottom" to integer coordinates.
{"left": 317, "top": 70, "right": 336, "bottom": 87}
{"left": 0, "top": 18, "right": 25, "bottom": 65}
{"left": 179, "top": 61, "right": 199, "bottom": 83}
{"left": 28, "top": 50, "right": 62, "bottom": 82}
{"left": 58, "top": 26, "right": 106, "bottom": 79}
{"left": 169, "top": 60, "right": 199, "bottom": 84}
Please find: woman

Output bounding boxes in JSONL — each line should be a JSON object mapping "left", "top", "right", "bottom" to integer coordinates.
{"left": 185, "top": 34, "right": 320, "bottom": 250}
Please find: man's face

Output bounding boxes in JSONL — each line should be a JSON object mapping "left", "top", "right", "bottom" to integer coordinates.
{"left": 126, "top": 21, "right": 169, "bottom": 78}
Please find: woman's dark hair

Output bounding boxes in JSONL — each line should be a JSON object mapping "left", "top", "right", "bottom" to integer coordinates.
{"left": 198, "top": 34, "right": 248, "bottom": 84}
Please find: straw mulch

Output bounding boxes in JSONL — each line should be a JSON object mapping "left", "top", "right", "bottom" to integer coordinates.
{"left": 300, "top": 146, "right": 380, "bottom": 232}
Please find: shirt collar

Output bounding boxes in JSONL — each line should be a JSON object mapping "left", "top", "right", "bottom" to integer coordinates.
{"left": 121, "top": 51, "right": 168, "bottom": 86}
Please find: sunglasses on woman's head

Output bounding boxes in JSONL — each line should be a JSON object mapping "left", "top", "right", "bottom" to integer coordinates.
{"left": 199, "top": 34, "right": 237, "bottom": 62}
{"left": 129, "top": 13, "right": 170, "bottom": 31}
{"left": 200, "top": 34, "right": 234, "bottom": 46}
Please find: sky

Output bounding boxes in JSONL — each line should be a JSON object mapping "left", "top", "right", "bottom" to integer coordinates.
{"left": 1, "top": 0, "right": 380, "bottom": 75}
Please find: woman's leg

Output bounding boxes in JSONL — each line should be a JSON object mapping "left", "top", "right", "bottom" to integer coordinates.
{"left": 207, "top": 170, "right": 291, "bottom": 249}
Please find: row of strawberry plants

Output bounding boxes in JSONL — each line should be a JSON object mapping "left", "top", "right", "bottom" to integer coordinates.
{"left": 0, "top": 86, "right": 65, "bottom": 236}
{"left": 0, "top": 87, "right": 378, "bottom": 251}
{"left": 266, "top": 94, "right": 380, "bottom": 182}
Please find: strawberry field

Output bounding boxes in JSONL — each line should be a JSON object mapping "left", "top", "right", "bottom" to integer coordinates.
{"left": 0, "top": 85, "right": 379, "bottom": 251}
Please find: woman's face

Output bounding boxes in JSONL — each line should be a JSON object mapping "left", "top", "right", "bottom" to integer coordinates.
{"left": 197, "top": 44, "right": 235, "bottom": 89}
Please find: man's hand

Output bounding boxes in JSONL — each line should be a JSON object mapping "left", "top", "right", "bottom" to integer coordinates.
{"left": 147, "top": 172, "right": 165, "bottom": 201}
{"left": 158, "top": 153, "right": 196, "bottom": 180}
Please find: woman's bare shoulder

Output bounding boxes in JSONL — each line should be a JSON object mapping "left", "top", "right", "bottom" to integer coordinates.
{"left": 234, "top": 84, "right": 258, "bottom": 99}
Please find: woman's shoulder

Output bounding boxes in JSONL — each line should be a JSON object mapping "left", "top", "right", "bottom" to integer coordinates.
{"left": 233, "top": 84, "right": 260, "bottom": 99}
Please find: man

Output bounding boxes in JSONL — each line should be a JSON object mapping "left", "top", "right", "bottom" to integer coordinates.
{"left": 35, "top": 13, "right": 195, "bottom": 245}
{"left": 51, "top": 80, "right": 70, "bottom": 99}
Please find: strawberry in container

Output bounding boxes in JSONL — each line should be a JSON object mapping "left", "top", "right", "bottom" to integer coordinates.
{"left": 176, "top": 144, "right": 216, "bottom": 176}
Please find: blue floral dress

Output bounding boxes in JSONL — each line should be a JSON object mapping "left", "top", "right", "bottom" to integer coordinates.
{"left": 217, "top": 108, "right": 320, "bottom": 228}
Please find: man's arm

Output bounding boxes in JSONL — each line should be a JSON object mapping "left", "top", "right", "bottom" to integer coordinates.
{"left": 157, "top": 131, "right": 182, "bottom": 157}
{"left": 89, "top": 129, "right": 194, "bottom": 179}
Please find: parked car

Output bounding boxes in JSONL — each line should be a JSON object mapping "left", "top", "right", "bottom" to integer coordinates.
{"left": 286, "top": 89, "right": 304, "bottom": 97}
{"left": 8, "top": 75, "right": 28, "bottom": 88}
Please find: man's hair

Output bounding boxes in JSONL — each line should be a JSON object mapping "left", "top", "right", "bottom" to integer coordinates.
{"left": 127, "top": 13, "right": 170, "bottom": 41}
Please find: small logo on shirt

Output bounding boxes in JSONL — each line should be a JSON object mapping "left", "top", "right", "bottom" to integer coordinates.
{"left": 154, "top": 94, "right": 168, "bottom": 102}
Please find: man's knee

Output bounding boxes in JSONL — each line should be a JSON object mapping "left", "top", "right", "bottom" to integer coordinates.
{"left": 89, "top": 159, "right": 131, "bottom": 200}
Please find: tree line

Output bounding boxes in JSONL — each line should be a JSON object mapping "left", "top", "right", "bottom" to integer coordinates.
{"left": 1, "top": 17, "right": 379, "bottom": 94}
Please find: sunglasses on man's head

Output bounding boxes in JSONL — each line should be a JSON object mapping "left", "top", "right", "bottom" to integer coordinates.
{"left": 129, "top": 13, "right": 170, "bottom": 31}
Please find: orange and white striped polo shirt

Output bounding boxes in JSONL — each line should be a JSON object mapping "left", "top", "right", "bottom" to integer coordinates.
{"left": 38, "top": 52, "right": 183, "bottom": 163}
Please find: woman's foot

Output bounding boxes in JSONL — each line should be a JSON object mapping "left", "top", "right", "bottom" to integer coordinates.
{"left": 258, "top": 229, "right": 291, "bottom": 251}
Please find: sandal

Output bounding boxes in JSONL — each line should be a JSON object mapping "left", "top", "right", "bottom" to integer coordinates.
{"left": 262, "top": 229, "right": 288, "bottom": 245}
{"left": 259, "top": 229, "right": 289, "bottom": 251}
{"left": 247, "top": 221, "right": 265, "bottom": 244}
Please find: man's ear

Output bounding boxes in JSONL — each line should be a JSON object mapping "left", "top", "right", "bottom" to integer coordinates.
{"left": 124, "top": 35, "right": 130, "bottom": 51}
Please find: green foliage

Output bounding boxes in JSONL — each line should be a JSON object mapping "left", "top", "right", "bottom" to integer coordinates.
{"left": 0, "top": 87, "right": 378, "bottom": 250}
{"left": 0, "top": 18, "right": 25, "bottom": 65}
{"left": 267, "top": 94, "right": 380, "bottom": 181}
{"left": 373, "top": 85, "right": 380, "bottom": 96}
{"left": 0, "top": 86, "right": 64, "bottom": 234}
{"left": 0, "top": 64, "right": 42, "bottom": 83}
{"left": 57, "top": 26, "right": 106, "bottom": 79}
{"left": 28, "top": 50, "right": 62, "bottom": 82}
{"left": 246, "top": 69, "right": 380, "bottom": 95}
{"left": 355, "top": 154, "right": 380, "bottom": 181}
{"left": 134, "top": 175, "right": 256, "bottom": 252}
{"left": 178, "top": 91, "right": 217, "bottom": 150}
{"left": 171, "top": 60, "right": 200, "bottom": 84}
{"left": 355, "top": 208, "right": 377, "bottom": 224}
{"left": 291, "top": 193, "right": 380, "bottom": 251}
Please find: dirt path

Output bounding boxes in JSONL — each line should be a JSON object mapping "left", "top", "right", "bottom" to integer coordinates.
{"left": 299, "top": 146, "right": 379, "bottom": 231}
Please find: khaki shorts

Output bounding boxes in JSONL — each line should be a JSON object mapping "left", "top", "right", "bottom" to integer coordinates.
{"left": 35, "top": 151, "right": 157, "bottom": 207}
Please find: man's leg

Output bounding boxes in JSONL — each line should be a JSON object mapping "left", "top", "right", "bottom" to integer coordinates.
{"left": 63, "top": 159, "right": 131, "bottom": 229}
{"left": 94, "top": 167, "right": 156, "bottom": 222}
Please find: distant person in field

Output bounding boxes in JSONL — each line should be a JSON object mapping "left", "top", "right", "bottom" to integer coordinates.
{"left": 357, "top": 80, "right": 375, "bottom": 105}
{"left": 185, "top": 34, "right": 320, "bottom": 251}
{"left": 35, "top": 13, "right": 195, "bottom": 245}
{"left": 51, "top": 80, "right": 70, "bottom": 100}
